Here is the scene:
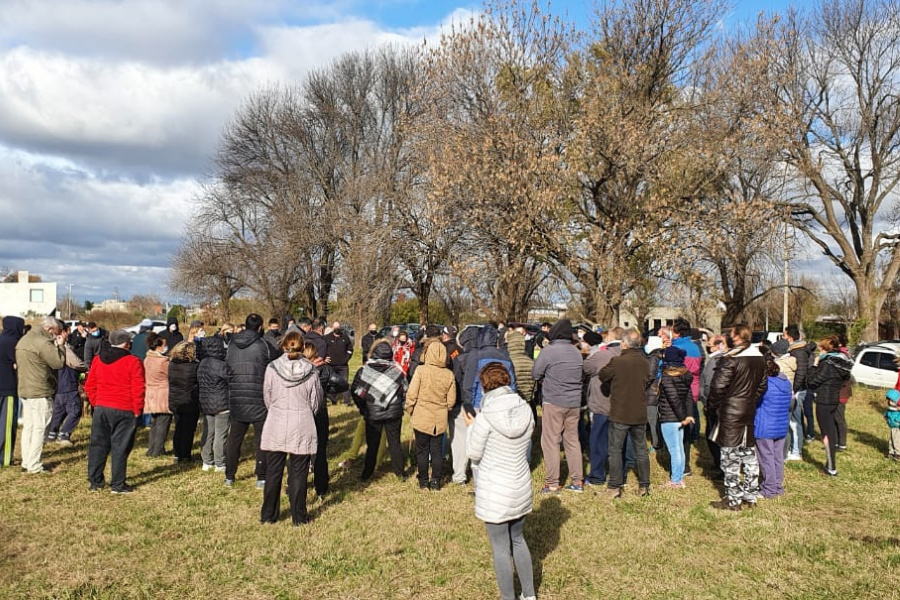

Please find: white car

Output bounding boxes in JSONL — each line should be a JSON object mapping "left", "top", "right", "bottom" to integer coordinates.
{"left": 850, "top": 342, "right": 900, "bottom": 388}
{"left": 124, "top": 320, "right": 168, "bottom": 335}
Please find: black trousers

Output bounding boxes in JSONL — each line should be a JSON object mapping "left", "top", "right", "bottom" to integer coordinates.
{"left": 226, "top": 419, "right": 267, "bottom": 481}
{"left": 816, "top": 403, "right": 840, "bottom": 472}
{"left": 607, "top": 421, "right": 650, "bottom": 489}
{"left": 261, "top": 452, "right": 311, "bottom": 525}
{"left": 313, "top": 407, "right": 330, "bottom": 496}
{"left": 146, "top": 413, "right": 172, "bottom": 456}
{"left": 362, "top": 418, "right": 404, "bottom": 480}
{"left": 704, "top": 407, "right": 721, "bottom": 470}
{"left": 88, "top": 406, "right": 137, "bottom": 490}
{"left": 835, "top": 403, "right": 847, "bottom": 447}
{"left": 172, "top": 403, "right": 200, "bottom": 460}
{"left": 414, "top": 429, "right": 444, "bottom": 484}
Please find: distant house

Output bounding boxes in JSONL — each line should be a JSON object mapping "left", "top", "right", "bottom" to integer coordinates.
{"left": 0, "top": 271, "right": 57, "bottom": 317}
{"left": 94, "top": 299, "right": 129, "bottom": 313}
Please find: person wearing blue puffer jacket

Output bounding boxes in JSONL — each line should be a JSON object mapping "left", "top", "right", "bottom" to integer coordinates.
{"left": 754, "top": 359, "right": 793, "bottom": 499}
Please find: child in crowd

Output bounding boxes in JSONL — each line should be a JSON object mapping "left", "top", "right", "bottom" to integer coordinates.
{"left": 885, "top": 389, "right": 900, "bottom": 461}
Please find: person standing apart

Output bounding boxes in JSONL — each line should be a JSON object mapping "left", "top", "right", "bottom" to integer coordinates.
{"left": 15, "top": 316, "right": 66, "bottom": 474}
{"left": 85, "top": 329, "right": 145, "bottom": 493}
{"left": 260, "top": 332, "right": 323, "bottom": 525}
{"left": 464, "top": 362, "right": 536, "bottom": 600}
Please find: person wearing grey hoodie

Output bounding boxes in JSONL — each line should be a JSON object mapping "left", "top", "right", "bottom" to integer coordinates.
{"left": 532, "top": 319, "right": 584, "bottom": 493}
{"left": 464, "top": 362, "right": 536, "bottom": 600}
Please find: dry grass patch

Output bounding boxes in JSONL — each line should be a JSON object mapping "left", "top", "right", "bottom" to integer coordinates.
{"left": 1, "top": 386, "right": 899, "bottom": 599}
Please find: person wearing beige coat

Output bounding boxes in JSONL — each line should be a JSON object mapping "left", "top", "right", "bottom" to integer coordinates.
{"left": 406, "top": 341, "right": 456, "bottom": 489}
{"left": 143, "top": 334, "right": 171, "bottom": 457}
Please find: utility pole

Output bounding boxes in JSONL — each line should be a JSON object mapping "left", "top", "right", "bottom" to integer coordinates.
{"left": 68, "top": 283, "right": 73, "bottom": 318}
{"left": 783, "top": 207, "right": 790, "bottom": 329}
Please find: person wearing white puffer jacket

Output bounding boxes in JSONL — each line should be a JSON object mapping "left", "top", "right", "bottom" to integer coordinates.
{"left": 465, "top": 362, "right": 536, "bottom": 600}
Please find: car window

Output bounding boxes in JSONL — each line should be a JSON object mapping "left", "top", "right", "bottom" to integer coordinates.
{"left": 878, "top": 352, "right": 899, "bottom": 372}
{"left": 860, "top": 351, "right": 879, "bottom": 368}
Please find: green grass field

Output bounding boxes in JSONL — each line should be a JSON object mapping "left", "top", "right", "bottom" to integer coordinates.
{"left": 1, "top": 382, "right": 899, "bottom": 599}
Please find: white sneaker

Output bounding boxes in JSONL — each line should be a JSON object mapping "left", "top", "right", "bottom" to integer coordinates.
{"left": 214, "top": 465, "right": 226, "bottom": 472}
{"left": 787, "top": 454, "right": 802, "bottom": 461}
{"left": 201, "top": 463, "right": 215, "bottom": 472}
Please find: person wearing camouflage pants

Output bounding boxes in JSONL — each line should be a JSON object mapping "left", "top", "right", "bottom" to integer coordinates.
{"left": 720, "top": 446, "right": 759, "bottom": 507}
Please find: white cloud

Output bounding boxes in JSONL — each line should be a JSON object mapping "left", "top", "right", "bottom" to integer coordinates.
{"left": 0, "top": 3, "right": 472, "bottom": 303}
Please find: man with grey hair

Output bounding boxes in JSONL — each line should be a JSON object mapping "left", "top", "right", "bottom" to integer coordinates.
{"left": 598, "top": 329, "right": 652, "bottom": 498}
{"left": 15, "top": 316, "right": 67, "bottom": 473}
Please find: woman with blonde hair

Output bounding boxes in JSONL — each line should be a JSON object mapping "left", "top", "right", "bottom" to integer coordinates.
{"left": 144, "top": 332, "right": 172, "bottom": 457}
{"left": 168, "top": 341, "right": 200, "bottom": 463}
{"left": 260, "top": 331, "right": 323, "bottom": 525}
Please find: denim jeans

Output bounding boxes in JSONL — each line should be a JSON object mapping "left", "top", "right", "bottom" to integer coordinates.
{"left": 587, "top": 413, "right": 610, "bottom": 484}
{"left": 660, "top": 421, "right": 685, "bottom": 483}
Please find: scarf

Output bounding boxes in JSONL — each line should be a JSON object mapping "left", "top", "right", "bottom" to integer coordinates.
{"left": 353, "top": 359, "right": 408, "bottom": 409}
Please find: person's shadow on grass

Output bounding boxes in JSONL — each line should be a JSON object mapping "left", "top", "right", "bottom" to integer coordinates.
{"left": 850, "top": 427, "right": 889, "bottom": 455}
{"left": 526, "top": 495, "right": 570, "bottom": 592}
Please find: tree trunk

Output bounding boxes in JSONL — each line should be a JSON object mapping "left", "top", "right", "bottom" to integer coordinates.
{"left": 854, "top": 279, "right": 881, "bottom": 343}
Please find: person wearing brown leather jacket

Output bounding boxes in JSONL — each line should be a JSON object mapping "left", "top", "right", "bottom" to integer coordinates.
{"left": 707, "top": 324, "right": 767, "bottom": 511}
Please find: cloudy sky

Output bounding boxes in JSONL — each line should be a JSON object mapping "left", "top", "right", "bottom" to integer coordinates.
{"left": 0, "top": 0, "right": 808, "bottom": 306}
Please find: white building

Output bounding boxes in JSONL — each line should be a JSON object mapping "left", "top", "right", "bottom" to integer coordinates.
{"left": 94, "top": 299, "right": 129, "bottom": 313}
{"left": 0, "top": 271, "right": 57, "bottom": 318}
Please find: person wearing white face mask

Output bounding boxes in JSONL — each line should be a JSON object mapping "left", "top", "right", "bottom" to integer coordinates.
{"left": 143, "top": 333, "right": 172, "bottom": 457}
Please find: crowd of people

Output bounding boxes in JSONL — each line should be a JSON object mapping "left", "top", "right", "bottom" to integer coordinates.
{"left": 0, "top": 311, "right": 895, "bottom": 599}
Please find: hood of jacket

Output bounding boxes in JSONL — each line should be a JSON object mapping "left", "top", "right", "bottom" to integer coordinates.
{"left": 231, "top": 329, "right": 262, "bottom": 350}
{"left": 480, "top": 385, "right": 532, "bottom": 438}
{"left": 475, "top": 325, "right": 500, "bottom": 350}
{"left": 820, "top": 352, "right": 853, "bottom": 376}
{"left": 370, "top": 341, "right": 393, "bottom": 360}
{"left": 506, "top": 330, "right": 526, "bottom": 355}
{"left": 166, "top": 316, "right": 180, "bottom": 332}
{"left": 663, "top": 365, "right": 689, "bottom": 377}
{"left": 423, "top": 340, "right": 448, "bottom": 367}
{"left": 99, "top": 345, "right": 131, "bottom": 365}
{"left": 200, "top": 335, "right": 226, "bottom": 360}
{"left": 269, "top": 354, "right": 315, "bottom": 387}
{"left": 458, "top": 325, "right": 480, "bottom": 353}
{"left": 1, "top": 316, "right": 25, "bottom": 341}
{"left": 548, "top": 319, "right": 573, "bottom": 342}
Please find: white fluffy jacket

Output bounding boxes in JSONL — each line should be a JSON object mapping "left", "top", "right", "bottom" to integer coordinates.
{"left": 466, "top": 386, "right": 534, "bottom": 523}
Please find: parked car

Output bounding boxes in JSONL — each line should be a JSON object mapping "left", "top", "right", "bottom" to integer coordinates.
{"left": 124, "top": 320, "right": 168, "bottom": 335}
{"left": 851, "top": 342, "right": 900, "bottom": 388}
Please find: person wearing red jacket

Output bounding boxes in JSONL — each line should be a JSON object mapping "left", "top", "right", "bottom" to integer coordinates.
{"left": 85, "top": 329, "right": 145, "bottom": 494}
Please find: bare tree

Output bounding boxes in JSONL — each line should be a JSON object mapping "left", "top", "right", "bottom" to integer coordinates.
{"left": 764, "top": 0, "right": 900, "bottom": 341}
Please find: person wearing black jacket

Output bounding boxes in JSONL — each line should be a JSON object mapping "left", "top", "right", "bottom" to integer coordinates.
{"left": 198, "top": 335, "right": 230, "bottom": 471}
{"left": 168, "top": 341, "right": 200, "bottom": 463}
{"left": 0, "top": 316, "right": 25, "bottom": 466}
{"left": 83, "top": 322, "right": 107, "bottom": 370}
{"left": 361, "top": 324, "right": 379, "bottom": 364}
{"left": 304, "top": 318, "right": 327, "bottom": 360}
{"left": 657, "top": 346, "right": 694, "bottom": 488}
{"left": 303, "top": 341, "right": 349, "bottom": 498}
{"left": 224, "top": 314, "right": 274, "bottom": 487}
{"left": 69, "top": 321, "right": 87, "bottom": 361}
{"left": 324, "top": 320, "right": 353, "bottom": 405}
{"left": 807, "top": 335, "right": 852, "bottom": 477}
{"left": 352, "top": 340, "right": 408, "bottom": 481}
{"left": 160, "top": 317, "right": 183, "bottom": 352}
